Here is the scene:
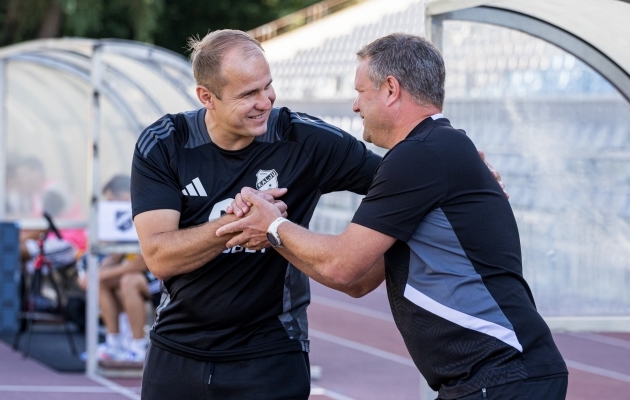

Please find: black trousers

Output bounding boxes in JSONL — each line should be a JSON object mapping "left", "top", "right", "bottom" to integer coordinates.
{"left": 448, "top": 375, "right": 568, "bottom": 400}
{"left": 141, "top": 344, "right": 311, "bottom": 400}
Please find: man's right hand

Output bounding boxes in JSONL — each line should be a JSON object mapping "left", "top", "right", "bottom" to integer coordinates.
{"left": 226, "top": 187, "right": 288, "bottom": 218}
{"left": 224, "top": 187, "right": 288, "bottom": 251}
{"left": 134, "top": 188, "right": 288, "bottom": 281}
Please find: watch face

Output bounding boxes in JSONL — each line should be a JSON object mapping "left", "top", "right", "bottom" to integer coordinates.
{"left": 266, "top": 232, "right": 279, "bottom": 247}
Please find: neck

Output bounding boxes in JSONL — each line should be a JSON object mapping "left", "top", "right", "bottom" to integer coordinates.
{"left": 204, "top": 109, "right": 255, "bottom": 151}
{"left": 386, "top": 104, "right": 441, "bottom": 149}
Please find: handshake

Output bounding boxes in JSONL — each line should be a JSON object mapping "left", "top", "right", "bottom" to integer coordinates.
{"left": 217, "top": 187, "right": 289, "bottom": 251}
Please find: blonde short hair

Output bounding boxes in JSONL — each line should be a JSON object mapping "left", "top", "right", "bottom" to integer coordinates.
{"left": 187, "top": 29, "right": 263, "bottom": 99}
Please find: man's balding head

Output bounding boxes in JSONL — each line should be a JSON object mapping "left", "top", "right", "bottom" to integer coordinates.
{"left": 188, "top": 30, "right": 264, "bottom": 99}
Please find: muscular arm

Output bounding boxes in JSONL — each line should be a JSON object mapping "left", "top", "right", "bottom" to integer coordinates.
{"left": 134, "top": 188, "right": 287, "bottom": 281}
{"left": 279, "top": 247, "right": 386, "bottom": 298}
{"left": 274, "top": 222, "right": 393, "bottom": 291}
{"left": 217, "top": 193, "right": 395, "bottom": 296}
{"left": 134, "top": 209, "right": 239, "bottom": 280}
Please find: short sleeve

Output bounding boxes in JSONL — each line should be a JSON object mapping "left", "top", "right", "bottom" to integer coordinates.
{"left": 351, "top": 141, "right": 447, "bottom": 242}
{"left": 131, "top": 117, "right": 183, "bottom": 218}
{"left": 287, "top": 111, "right": 381, "bottom": 195}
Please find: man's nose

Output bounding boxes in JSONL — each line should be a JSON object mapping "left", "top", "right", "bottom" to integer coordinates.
{"left": 256, "top": 92, "right": 273, "bottom": 110}
{"left": 352, "top": 97, "right": 360, "bottom": 113}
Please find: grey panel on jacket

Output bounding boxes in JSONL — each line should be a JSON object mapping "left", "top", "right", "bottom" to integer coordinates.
{"left": 405, "top": 208, "right": 519, "bottom": 342}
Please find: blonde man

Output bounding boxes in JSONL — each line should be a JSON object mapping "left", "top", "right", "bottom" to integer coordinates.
{"left": 131, "top": 30, "right": 381, "bottom": 399}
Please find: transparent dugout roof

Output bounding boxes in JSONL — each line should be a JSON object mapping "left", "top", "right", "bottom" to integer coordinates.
{"left": 0, "top": 38, "right": 198, "bottom": 228}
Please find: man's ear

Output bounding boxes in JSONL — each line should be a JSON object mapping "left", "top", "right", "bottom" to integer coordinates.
{"left": 384, "top": 75, "right": 401, "bottom": 107}
{"left": 196, "top": 86, "right": 216, "bottom": 110}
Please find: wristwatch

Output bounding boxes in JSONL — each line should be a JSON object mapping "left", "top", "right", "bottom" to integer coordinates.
{"left": 267, "top": 217, "right": 289, "bottom": 248}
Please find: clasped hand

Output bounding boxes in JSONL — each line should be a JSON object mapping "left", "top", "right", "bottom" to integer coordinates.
{"left": 220, "top": 187, "right": 288, "bottom": 249}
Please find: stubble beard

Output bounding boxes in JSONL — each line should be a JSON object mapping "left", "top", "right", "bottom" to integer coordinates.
{"left": 362, "top": 116, "right": 391, "bottom": 148}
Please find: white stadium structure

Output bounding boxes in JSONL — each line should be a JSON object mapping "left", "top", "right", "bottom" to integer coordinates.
{"left": 0, "top": 0, "right": 629, "bottom": 384}
{"left": 257, "top": 0, "right": 630, "bottom": 329}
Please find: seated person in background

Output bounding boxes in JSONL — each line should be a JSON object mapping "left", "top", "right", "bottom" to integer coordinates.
{"left": 19, "top": 183, "right": 85, "bottom": 272}
{"left": 78, "top": 175, "right": 161, "bottom": 362}
{"left": 15, "top": 156, "right": 87, "bottom": 263}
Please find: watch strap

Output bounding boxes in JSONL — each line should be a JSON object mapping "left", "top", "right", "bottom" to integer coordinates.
{"left": 267, "top": 217, "right": 289, "bottom": 247}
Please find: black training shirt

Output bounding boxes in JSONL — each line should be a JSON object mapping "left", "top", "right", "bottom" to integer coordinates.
{"left": 131, "top": 107, "right": 380, "bottom": 361}
{"left": 352, "top": 115, "right": 567, "bottom": 399}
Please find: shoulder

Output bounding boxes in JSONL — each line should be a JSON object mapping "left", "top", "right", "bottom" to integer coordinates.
{"left": 135, "top": 109, "right": 207, "bottom": 159}
{"left": 404, "top": 118, "right": 476, "bottom": 160}
{"left": 258, "top": 107, "right": 349, "bottom": 143}
{"left": 387, "top": 137, "right": 439, "bottom": 159}
{"left": 429, "top": 119, "right": 471, "bottom": 145}
{"left": 375, "top": 139, "right": 447, "bottom": 183}
{"left": 286, "top": 109, "right": 347, "bottom": 139}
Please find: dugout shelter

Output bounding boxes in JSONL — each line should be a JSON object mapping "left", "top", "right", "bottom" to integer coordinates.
{"left": 0, "top": 0, "right": 629, "bottom": 383}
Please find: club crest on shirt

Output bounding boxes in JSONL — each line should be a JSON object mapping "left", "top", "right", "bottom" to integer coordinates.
{"left": 256, "top": 169, "right": 278, "bottom": 190}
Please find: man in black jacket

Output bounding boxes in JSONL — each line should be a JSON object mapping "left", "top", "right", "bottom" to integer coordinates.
{"left": 219, "top": 33, "right": 567, "bottom": 400}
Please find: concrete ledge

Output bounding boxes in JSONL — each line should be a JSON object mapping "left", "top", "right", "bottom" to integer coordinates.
{"left": 545, "top": 316, "right": 630, "bottom": 332}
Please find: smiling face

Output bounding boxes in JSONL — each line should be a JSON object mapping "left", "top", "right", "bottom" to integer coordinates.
{"left": 202, "top": 47, "right": 276, "bottom": 149}
{"left": 352, "top": 59, "right": 393, "bottom": 148}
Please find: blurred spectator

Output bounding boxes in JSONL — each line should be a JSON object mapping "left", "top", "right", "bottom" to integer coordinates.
{"left": 8, "top": 155, "right": 86, "bottom": 258}
{"left": 78, "top": 174, "right": 161, "bottom": 362}
{"left": 7, "top": 156, "right": 82, "bottom": 220}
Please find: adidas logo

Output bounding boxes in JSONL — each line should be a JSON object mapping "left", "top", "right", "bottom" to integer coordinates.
{"left": 182, "top": 177, "right": 207, "bottom": 197}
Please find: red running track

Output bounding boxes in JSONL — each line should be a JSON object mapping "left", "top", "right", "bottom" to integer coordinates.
{"left": 307, "top": 281, "right": 630, "bottom": 400}
{"left": 0, "top": 279, "right": 628, "bottom": 399}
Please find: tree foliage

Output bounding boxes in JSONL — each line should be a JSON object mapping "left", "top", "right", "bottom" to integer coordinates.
{"left": 0, "top": 0, "right": 320, "bottom": 53}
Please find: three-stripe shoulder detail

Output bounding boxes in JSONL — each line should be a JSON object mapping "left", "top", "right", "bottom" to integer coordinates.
{"left": 289, "top": 112, "right": 343, "bottom": 138}
{"left": 137, "top": 119, "right": 176, "bottom": 158}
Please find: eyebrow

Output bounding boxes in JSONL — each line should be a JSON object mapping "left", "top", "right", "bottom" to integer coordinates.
{"left": 237, "top": 79, "right": 273, "bottom": 98}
